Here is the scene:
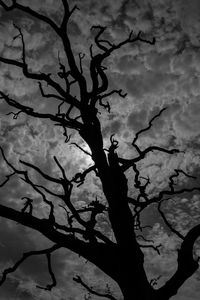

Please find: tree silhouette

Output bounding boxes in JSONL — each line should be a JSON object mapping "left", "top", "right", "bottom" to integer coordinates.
{"left": 0, "top": 1, "right": 200, "bottom": 299}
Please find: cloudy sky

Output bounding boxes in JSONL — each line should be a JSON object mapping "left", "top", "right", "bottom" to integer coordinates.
{"left": 0, "top": 0, "right": 200, "bottom": 299}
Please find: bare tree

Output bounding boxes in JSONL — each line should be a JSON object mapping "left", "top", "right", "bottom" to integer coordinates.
{"left": 0, "top": 1, "right": 199, "bottom": 299}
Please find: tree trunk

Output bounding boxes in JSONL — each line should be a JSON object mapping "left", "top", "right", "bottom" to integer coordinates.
{"left": 114, "top": 253, "right": 156, "bottom": 300}
{"left": 80, "top": 125, "right": 158, "bottom": 299}
{"left": 118, "top": 276, "right": 153, "bottom": 300}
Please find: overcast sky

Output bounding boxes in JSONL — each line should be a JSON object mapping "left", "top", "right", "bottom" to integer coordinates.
{"left": 0, "top": 0, "right": 200, "bottom": 299}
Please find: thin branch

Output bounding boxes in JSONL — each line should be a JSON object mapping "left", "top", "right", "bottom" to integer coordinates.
{"left": 158, "top": 199, "right": 184, "bottom": 240}
{"left": 168, "top": 169, "right": 196, "bottom": 191}
{"left": 0, "top": 147, "right": 59, "bottom": 220}
{"left": 152, "top": 169, "right": 199, "bottom": 203}
{"left": 53, "top": 156, "right": 70, "bottom": 184}
{"left": 99, "top": 89, "right": 127, "bottom": 100}
{"left": 79, "top": 52, "right": 85, "bottom": 74}
{"left": 71, "top": 142, "right": 92, "bottom": 157}
{"left": 38, "top": 82, "right": 65, "bottom": 101}
{"left": 24, "top": 181, "right": 63, "bottom": 198}
{"left": 61, "top": 1, "right": 79, "bottom": 29}
{"left": 72, "top": 165, "right": 97, "bottom": 186}
{"left": 132, "top": 163, "right": 150, "bottom": 203}
{"left": 65, "top": 103, "right": 74, "bottom": 119}
{"left": 54, "top": 223, "right": 84, "bottom": 237}
{"left": 0, "top": 51, "right": 68, "bottom": 103}
{"left": 21, "top": 180, "right": 56, "bottom": 222}
{"left": 119, "top": 146, "right": 181, "bottom": 173}
{"left": 54, "top": 122, "right": 72, "bottom": 143}
{"left": 13, "top": 23, "right": 26, "bottom": 64}
{"left": 114, "top": 108, "right": 182, "bottom": 172}
{"left": 6, "top": 111, "right": 23, "bottom": 119}
{"left": 90, "top": 89, "right": 127, "bottom": 110}
{"left": 57, "top": 100, "right": 65, "bottom": 115}
{"left": 20, "top": 159, "right": 62, "bottom": 184}
{"left": 83, "top": 198, "right": 107, "bottom": 243}
{"left": 139, "top": 243, "right": 161, "bottom": 255}
{"left": 150, "top": 275, "right": 162, "bottom": 287}
{"left": 57, "top": 53, "right": 78, "bottom": 94}
{"left": 136, "top": 235, "right": 154, "bottom": 244}
{"left": 59, "top": 202, "right": 111, "bottom": 245}
{"left": 36, "top": 252, "right": 57, "bottom": 291}
{"left": 73, "top": 275, "right": 118, "bottom": 300}
{"left": 0, "top": 91, "right": 83, "bottom": 130}
{"left": 127, "top": 196, "right": 146, "bottom": 208}
{"left": 99, "top": 98, "right": 111, "bottom": 113}
{"left": 0, "top": 24, "right": 81, "bottom": 109}
{"left": 132, "top": 107, "right": 167, "bottom": 153}
{"left": 21, "top": 197, "right": 33, "bottom": 214}
{"left": 63, "top": 126, "right": 71, "bottom": 143}
{"left": 91, "top": 25, "right": 108, "bottom": 52}
{"left": 0, "top": 244, "right": 61, "bottom": 287}
{"left": 0, "top": 171, "right": 15, "bottom": 187}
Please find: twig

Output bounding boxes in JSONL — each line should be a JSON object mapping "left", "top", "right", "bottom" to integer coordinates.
{"left": 71, "top": 142, "right": 92, "bottom": 157}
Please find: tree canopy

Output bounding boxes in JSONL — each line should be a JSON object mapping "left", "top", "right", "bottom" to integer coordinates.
{"left": 0, "top": 1, "right": 200, "bottom": 300}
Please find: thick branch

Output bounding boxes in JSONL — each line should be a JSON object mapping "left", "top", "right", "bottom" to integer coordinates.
{"left": 0, "top": 1, "right": 59, "bottom": 33}
{"left": 1, "top": 147, "right": 111, "bottom": 244}
{"left": 0, "top": 203, "right": 118, "bottom": 279}
{"left": 157, "top": 224, "right": 200, "bottom": 299}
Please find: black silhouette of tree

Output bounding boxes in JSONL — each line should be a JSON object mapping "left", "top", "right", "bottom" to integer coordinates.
{"left": 0, "top": 1, "right": 200, "bottom": 299}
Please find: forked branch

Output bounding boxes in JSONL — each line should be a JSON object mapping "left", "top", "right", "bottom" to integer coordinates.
{"left": 0, "top": 244, "right": 61, "bottom": 288}
{"left": 89, "top": 26, "right": 155, "bottom": 102}
{"left": 152, "top": 169, "right": 199, "bottom": 202}
{"left": 118, "top": 107, "right": 181, "bottom": 172}
{"left": 0, "top": 91, "right": 83, "bottom": 130}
